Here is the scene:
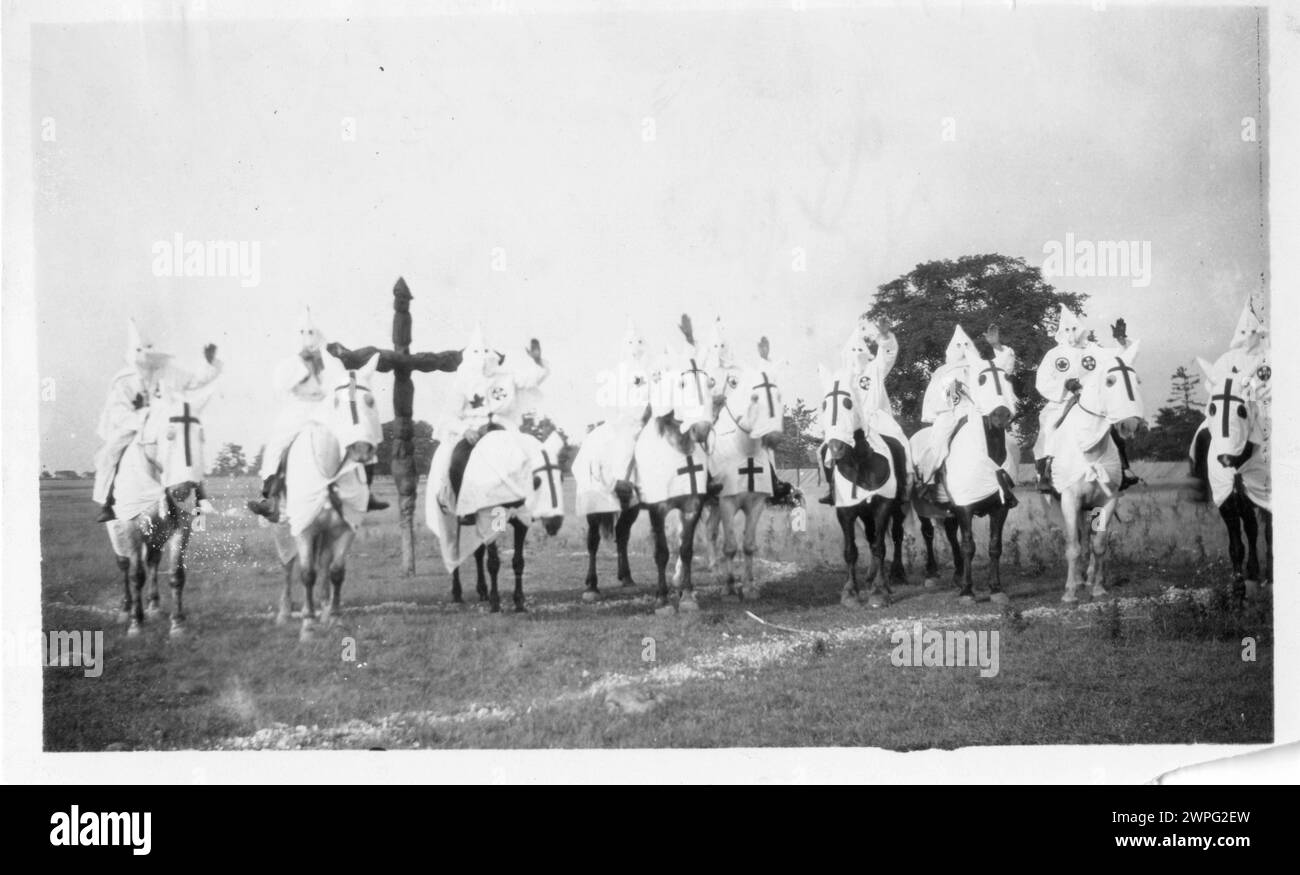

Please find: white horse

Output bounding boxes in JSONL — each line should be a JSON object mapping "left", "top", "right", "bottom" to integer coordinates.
{"left": 427, "top": 430, "right": 566, "bottom": 612}
{"left": 104, "top": 390, "right": 212, "bottom": 638}
{"left": 818, "top": 364, "right": 910, "bottom": 608}
{"left": 1049, "top": 342, "right": 1145, "bottom": 603}
{"left": 270, "top": 353, "right": 382, "bottom": 639}
{"left": 1189, "top": 354, "right": 1271, "bottom": 592}
{"left": 909, "top": 353, "right": 1020, "bottom": 603}
{"left": 687, "top": 338, "right": 795, "bottom": 600}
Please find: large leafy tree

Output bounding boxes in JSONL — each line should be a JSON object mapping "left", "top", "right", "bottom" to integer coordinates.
{"left": 863, "top": 254, "right": 1088, "bottom": 450}
{"left": 773, "top": 398, "right": 820, "bottom": 468}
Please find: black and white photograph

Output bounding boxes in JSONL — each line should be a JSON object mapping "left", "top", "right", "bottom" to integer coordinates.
{"left": 3, "top": 0, "right": 1298, "bottom": 784}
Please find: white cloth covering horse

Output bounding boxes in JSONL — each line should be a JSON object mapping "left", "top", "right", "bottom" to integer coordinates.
{"left": 688, "top": 337, "right": 795, "bottom": 600}
{"left": 1049, "top": 340, "right": 1145, "bottom": 603}
{"left": 103, "top": 390, "right": 213, "bottom": 638}
{"left": 268, "top": 353, "right": 383, "bottom": 639}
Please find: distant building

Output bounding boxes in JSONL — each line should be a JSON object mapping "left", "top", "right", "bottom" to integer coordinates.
{"left": 53, "top": 469, "right": 81, "bottom": 480}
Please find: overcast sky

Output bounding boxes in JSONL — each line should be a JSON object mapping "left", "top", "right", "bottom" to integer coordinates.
{"left": 34, "top": 4, "right": 1267, "bottom": 471}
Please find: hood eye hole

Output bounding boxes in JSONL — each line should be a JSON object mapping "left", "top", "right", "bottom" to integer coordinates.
{"left": 1237, "top": 407, "right": 1247, "bottom": 418}
{"left": 978, "top": 374, "right": 987, "bottom": 386}
{"left": 1208, "top": 403, "right": 1217, "bottom": 416}
{"left": 1106, "top": 376, "right": 1116, "bottom": 387}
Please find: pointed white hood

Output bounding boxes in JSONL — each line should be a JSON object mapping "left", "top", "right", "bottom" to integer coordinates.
{"left": 125, "top": 319, "right": 173, "bottom": 372}
{"left": 944, "top": 325, "right": 975, "bottom": 365}
{"left": 1229, "top": 297, "right": 1266, "bottom": 352}
{"left": 1054, "top": 306, "right": 1085, "bottom": 348}
{"left": 619, "top": 319, "right": 647, "bottom": 364}
{"left": 297, "top": 306, "right": 325, "bottom": 354}
{"left": 460, "top": 323, "right": 498, "bottom": 377}
{"left": 841, "top": 325, "right": 874, "bottom": 373}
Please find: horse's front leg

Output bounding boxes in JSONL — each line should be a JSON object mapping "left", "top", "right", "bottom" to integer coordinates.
{"left": 943, "top": 517, "right": 963, "bottom": 590}
{"left": 486, "top": 541, "right": 502, "bottom": 613}
{"left": 986, "top": 504, "right": 1009, "bottom": 605}
{"left": 1088, "top": 500, "right": 1116, "bottom": 599}
{"left": 919, "top": 515, "right": 940, "bottom": 588}
{"left": 320, "top": 528, "right": 355, "bottom": 626}
{"left": 1261, "top": 508, "right": 1273, "bottom": 585}
{"left": 145, "top": 543, "right": 163, "bottom": 615}
{"left": 838, "top": 507, "right": 861, "bottom": 608}
{"left": 451, "top": 565, "right": 464, "bottom": 604}
{"left": 740, "top": 497, "right": 763, "bottom": 600}
{"left": 1059, "top": 494, "right": 1084, "bottom": 603}
{"left": 676, "top": 497, "right": 703, "bottom": 611}
{"left": 704, "top": 497, "right": 722, "bottom": 574}
{"left": 278, "top": 556, "right": 296, "bottom": 626}
{"left": 1241, "top": 498, "right": 1261, "bottom": 591}
{"left": 869, "top": 500, "right": 895, "bottom": 604}
{"left": 510, "top": 519, "right": 528, "bottom": 613}
{"left": 718, "top": 495, "right": 739, "bottom": 596}
{"left": 648, "top": 505, "right": 674, "bottom": 616}
{"left": 889, "top": 505, "right": 907, "bottom": 585}
{"left": 166, "top": 527, "right": 189, "bottom": 637}
{"left": 474, "top": 544, "right": 488, "bottom": 602}
{"left": 583, "top": 514, "right": 603, "bottom": 601}
{"left": 615, "top": 506, "right": 639, "bottom": 587}
{"left": 297, "top": 533, "right": 319, "bottom": 641}
{"left": 116, "top": 554, "right": 132, "bottom": 623}
{"left": 126, "top": 548, "right": 147, "bottom": 637}
{"left": 953, "top": 507, "right": 977, "bottom": 603}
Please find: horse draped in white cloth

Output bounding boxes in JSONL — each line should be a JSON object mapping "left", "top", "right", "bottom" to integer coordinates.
{"left": 818, "top": 362, "right": 910, "bottom": 609}
{"left": 1189, "top": 351, "right": 1271, "bottom": 593}
{"left": 269, "top": 353, "right": 383, "bottom": 639}
{"left": 425, "top": 429, "right": 566, "bottom": 612}
{"left": 1049, "top": 340, "right": 1145, "bottom": 603}
{"left": 909, "top": 341, "right": 1020, "bottom": 604}
{"left": 104, "top": 388, "right": 214, "bottom": 638}
{"left": 690, "top": 337, "right": 799, "bottom": 601}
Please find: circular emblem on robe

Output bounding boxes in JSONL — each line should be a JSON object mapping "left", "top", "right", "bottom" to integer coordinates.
{"left": 727, "top": 375, "right": 739, "bottom": 389}
{"left": 1081, "top": 355, "right": 1097, "bottom": 371}
{"left": 1257, "top": 365, "right": 1271, "bottom": 383}
{"left": 1054, "top": 357, "right": 1069, "bottom": 372}
{"left": 858, "top": 375, "right": 871, "bottom": 391}
{"left": 490, "top": 385, "right": 509, "bottom": 402}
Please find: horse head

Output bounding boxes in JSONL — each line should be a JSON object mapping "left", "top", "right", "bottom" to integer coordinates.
{"left": 1198, "top": 354, "right": 1259, "bottom": 468}
{"left": 818, "top": 364, "right": 859, "bottom": 462}
{"left": 722, "top": 338, "right": 785, "bottom": 450}
{"left": 666, "top": 358, "right": 717, "bottom": 449}
{"left": 1084, "top": 340, "right": 1145, "bottom": 440}
{"left": 326, "top": 352, "right": 383, "bottom": 464}
{"left": 530, "top": 432, "right": 566, "bottom": 536}
{"left": 970, "top": 354, "right": 1018, "bottom": 432}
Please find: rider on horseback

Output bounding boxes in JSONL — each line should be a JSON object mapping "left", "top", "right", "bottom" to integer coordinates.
{"left": 819, "top": 319, "right": 901, "bottom": 505}
{"left": 442, "top": 324, "right": 548, "bottom": 522}
{"left": 247, "top": 308, "right": 389, "bottom": 521}
{"left": 93, "top": 320, "right": 222, "bottom": 523}
{"left": 1034, "top": 308, "right": 1139, "bottom": 494}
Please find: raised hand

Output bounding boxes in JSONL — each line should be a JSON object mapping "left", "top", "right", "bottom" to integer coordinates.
{"left": 204, "top": 343, "right": 218, "bottom": 364}
{"left": 1110, "top": 318, "right": 1128, "bottom": 344}
{"left": 983, "top": 324, "right": 1000, "bottom": 348}
{"left": 758, "top": 336, "right": 771, "bottom": 361}
{"left": 678, "top": 314, "right": 695, "bottom": 346}
{"left": 526, "top": 338, "right": 543, "bottom": 365}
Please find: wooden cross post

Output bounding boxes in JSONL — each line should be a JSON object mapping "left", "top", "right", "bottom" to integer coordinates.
{"left": 327, "top": 277, "right": 462, "bottom": 575}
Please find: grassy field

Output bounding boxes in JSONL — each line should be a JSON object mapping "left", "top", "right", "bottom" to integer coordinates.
{"left": 40, "top": 476, "right": 1272, "bottom": 750}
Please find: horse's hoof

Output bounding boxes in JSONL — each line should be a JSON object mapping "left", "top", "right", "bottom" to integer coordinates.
{"left": 146, "top": 602, "right": 162, "bottom": 617}
{"left": 490, "top": 603, "right": 502, "bottom": 614}
{"left": 1061, "top": 591, "right": 1079, "bottom": 604}
{"left": 581, "top": 589, "right": 602, "bottom": 603}
{"left": 868, "top": 594, "right": 887, "bottom": 609}
{"left": 1090, "top": 587, "right": 1108, "bottom": 600}
{"left": 619, "top": 578, "right": 637, "bottom": 589}
{"left": 678, "top": 593, "right": 700, "bottom": 612}
{"left": 654, "top": 602, "right": 677, "bottom": 617}
{"left": 956, "top": 593, "right": 975, "bottom": 605}
{"left": 514, "top": 602, "right": 527, "bottom": 614}
{"left": 169, "top": 621, "right": 186, "bottom": 639}
{"left": 126, "top": 621, "right": 142, "bottom": 638}
{"left": 923, "top": 578, "right": 939, "bottom": 590}
{"left": 840, "top": 593, "right": 861, "bottom": 609}
{"left": 989, "top": 591, "right": 1010, "bottom": 606}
